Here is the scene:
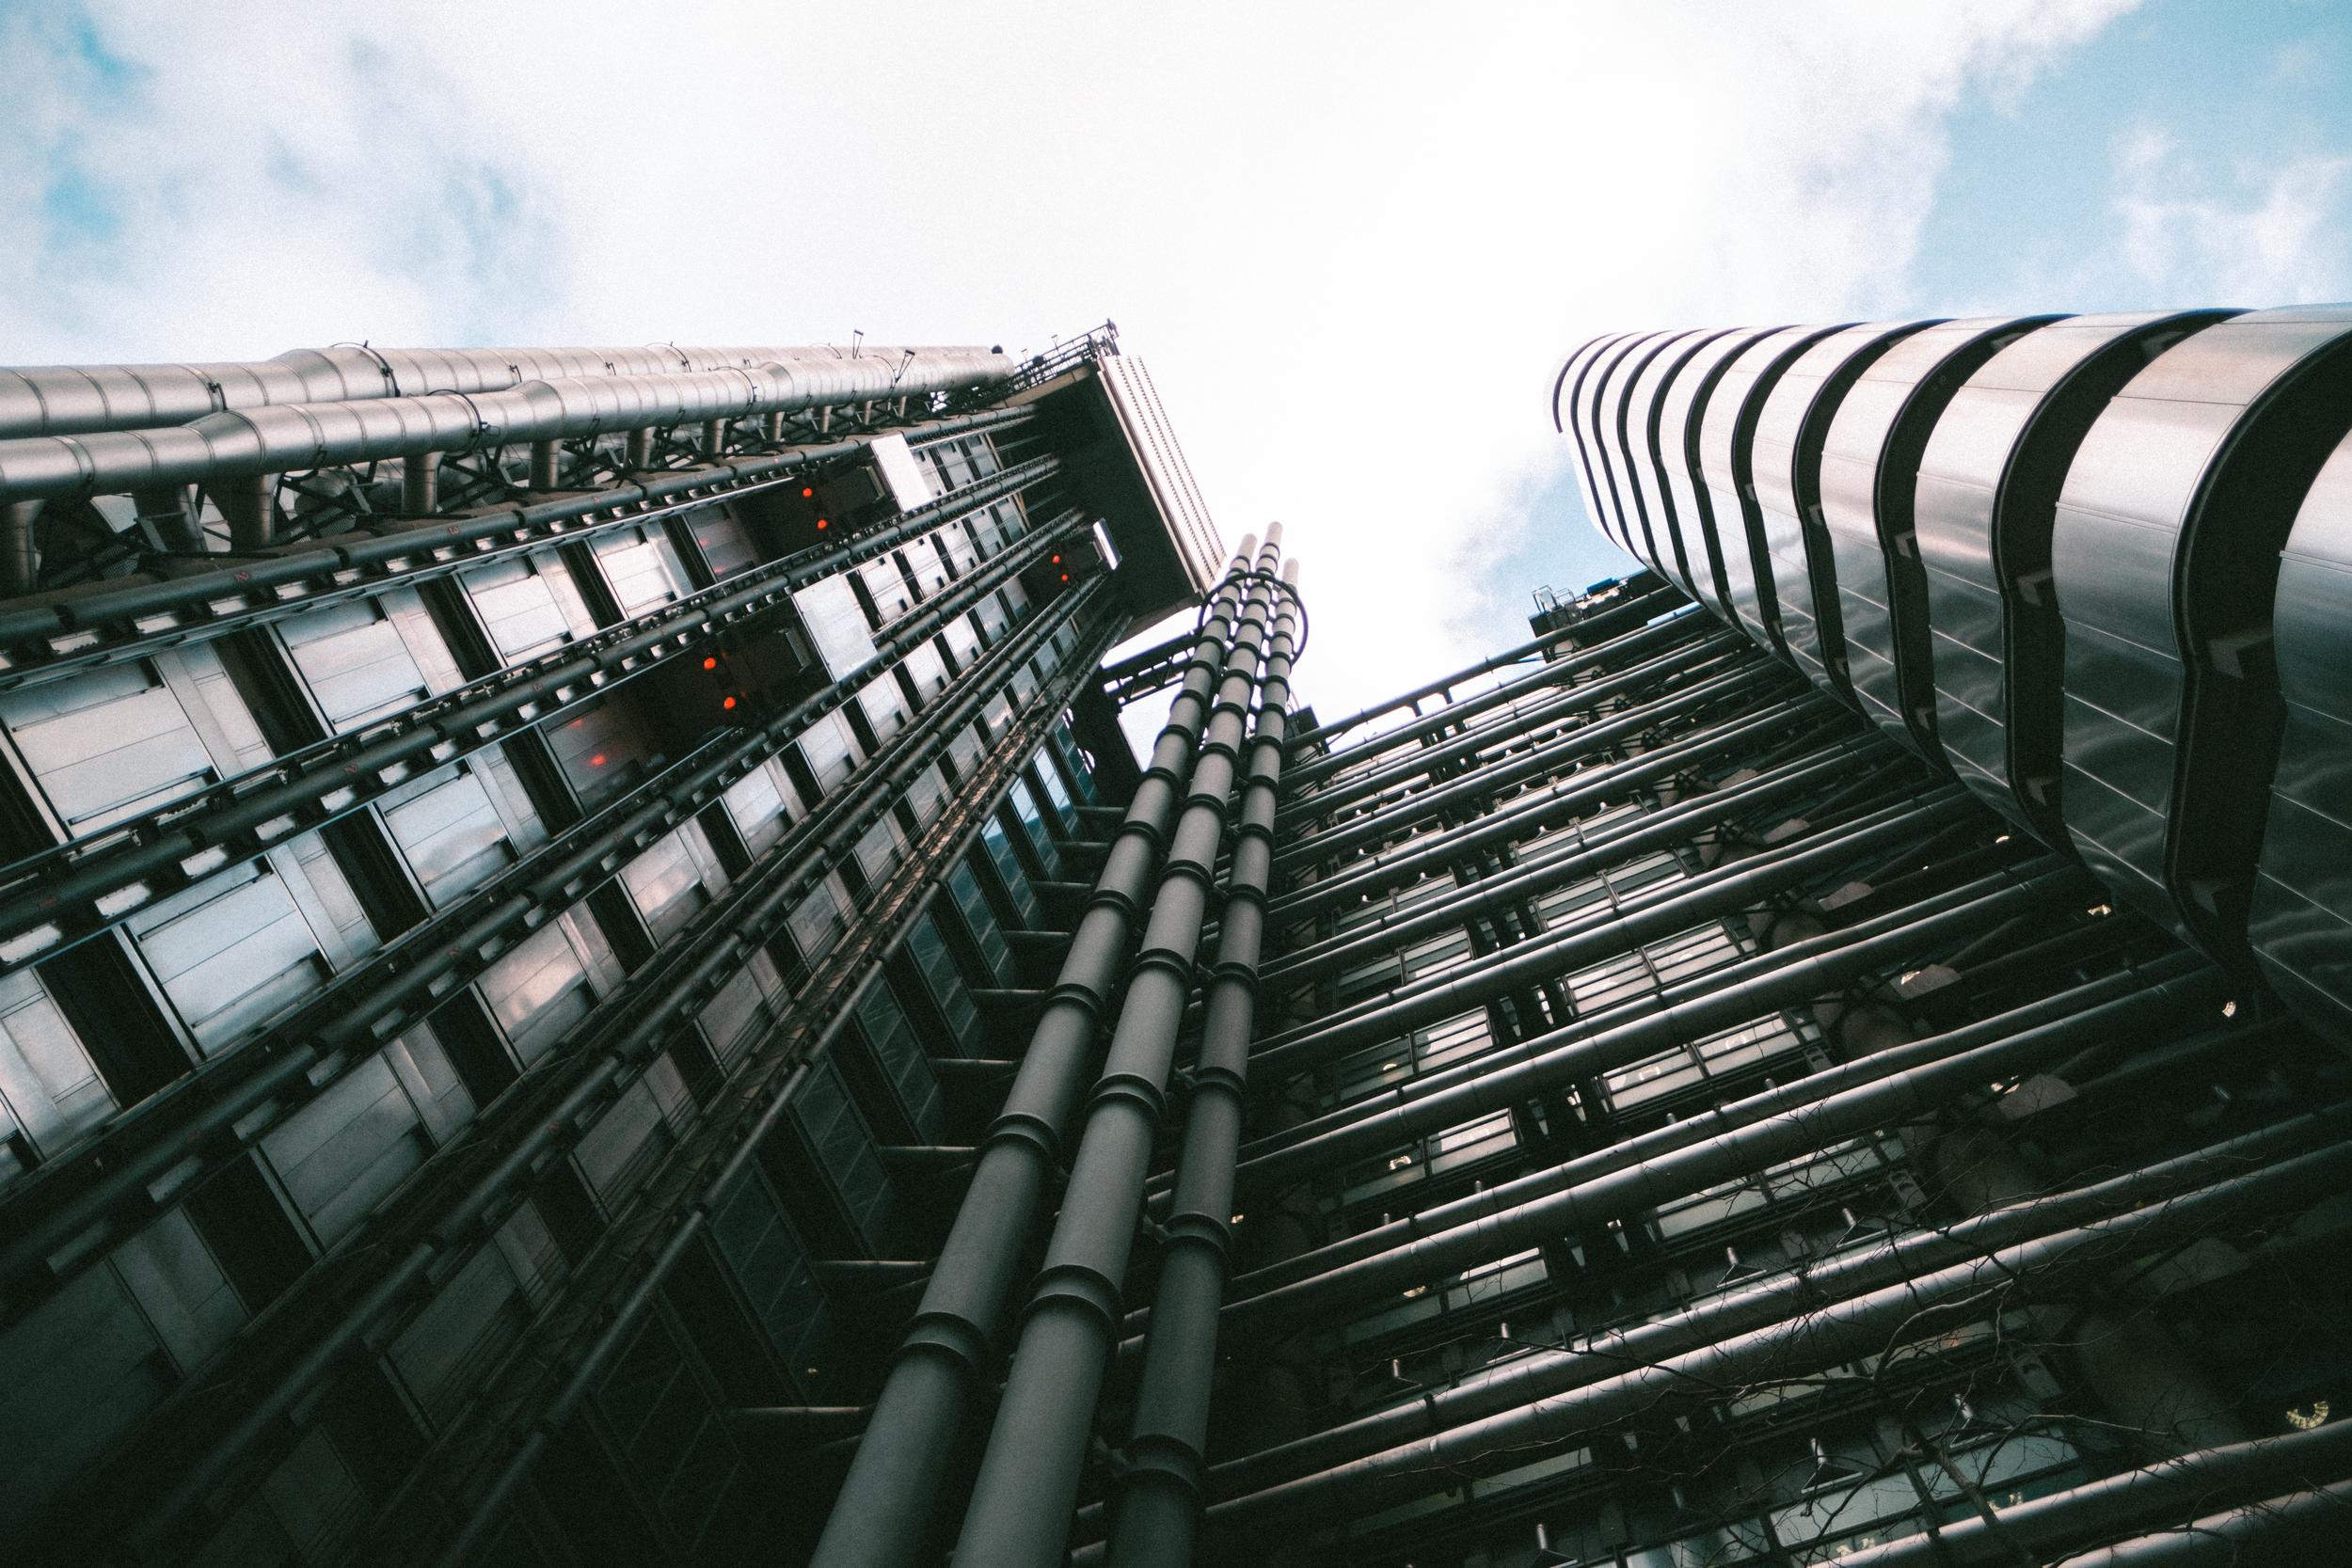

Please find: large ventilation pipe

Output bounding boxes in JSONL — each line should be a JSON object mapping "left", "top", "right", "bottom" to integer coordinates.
{"left": 806, "top": 544, "right": 1265, "bottom": 1568}
{"left": 0, "top": 341, "right": 1010, "bottom": 440}
{"left": 1104, "top": 561, "right": 1302, "bottom": 1568}
{"left": 946, "top": 534, "right": 1295, "bottom": 1568}
{"left": 0, "top": 353, "right": 1012, "bottom": 509}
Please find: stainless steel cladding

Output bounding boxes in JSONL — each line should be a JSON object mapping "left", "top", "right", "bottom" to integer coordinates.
{"left": 2258, "top": 431, "right": 2352, "bottom": 1037}
{"left": 1696, "top": 325, "right": 1846, "bottom": 653}
{"left": 1816, "top": 315, "right": 2056, "bottom": 754}
{"left": 1559, "top": 300, "right": 2352, "bottom": 1051}
{"left": 1750, "top": 320, "right": 1935, "bottom": 700}
{"left": 2049, "top": 306, "right": 2352, "bottom": 963}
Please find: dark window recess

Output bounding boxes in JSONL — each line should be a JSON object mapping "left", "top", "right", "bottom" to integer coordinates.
{"left": 946, "top": 860, "right": 1016, "bottom": 982}
{"left": 977, "top": 814, "right": 1041, "bottom": 927}
{"left": 39, "top": 938, "right": 193, "bottom": 1104}
{"left": 317, "top": 1359, "right": 431, "bottom": 1503}
{"left": 1007, "top": 777, "right": 1060, "bottom": 875}
{"left": 533, "top": 1412, "right": 668, "bottom": 1567}
{"left": 660, "top": 1239, "right": 789, "bottom": 1407}
{"left": 772, "top": 1062, "right": 898, "bottom": 1258}
{"left": 588, "top": 1309, "right": 746, "bottom": 1557}
{"left": 707, "top": 1172, "right": 834, "bottom": 1400}
{"left": 183, "top": 1153, "right": 314, "bottom": 1313}
{"left": 898, "top": 923, "right": 983, "bottom": 1056}
{"left": 428, "top": 990, "right": 522, "bottom": 1107}
{"left": 853, "top": 981, "right": 946, "bottom": 1141}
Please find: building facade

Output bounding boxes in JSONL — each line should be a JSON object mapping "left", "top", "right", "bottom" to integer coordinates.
{"left": 5, "top": 297, "right": 2352, "bottom": 1568}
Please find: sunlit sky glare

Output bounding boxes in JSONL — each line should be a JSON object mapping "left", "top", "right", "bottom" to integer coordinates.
{"left": 3, "top": 0, "right": 2348, "bottom": 719}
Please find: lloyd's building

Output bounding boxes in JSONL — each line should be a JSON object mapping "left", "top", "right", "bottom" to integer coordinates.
{"left": 1, "top": 304, "right": 2351, "bottom": 1568}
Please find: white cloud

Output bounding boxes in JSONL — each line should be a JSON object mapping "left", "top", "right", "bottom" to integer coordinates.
{"left": 0, "top": 0, "right": 2140, "bottom": 715}
{"left": 2114, "top": 130, "right": 2352, "bottom": 306}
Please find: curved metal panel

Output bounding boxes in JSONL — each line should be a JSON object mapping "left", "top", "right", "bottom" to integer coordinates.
{"left": 2253, "top": 430, "right": 2352, "bottom": 1043}
{"left": 1659, "top": 327, "right": 1777, "bottom": 626}
{"left": 1585, "top": 333, "right": 1673, "bottom": 574}
{"left": 1912, "top": 311, "right": 2233, "bottom": 840}
{"left": 1627, "top": 329, "right": 1736, "bottom": 602}
{"left": 1750, "top": 321, "right": 1937, "bottom": 700}
{"left": 1609, "top": 331, "right": 1704, "bottom": 587}
{"left": 1556, "top": 335, "right": 1629, "bottom": 555}
{"left": 2049, "top": 304, "right": 2352, "bottom": 959}
{"left": 1818, "top": 315, "right": 2059, "bottom": 755}
{"left": 1695, "top": 325, "right": 1850, "bottom": 653}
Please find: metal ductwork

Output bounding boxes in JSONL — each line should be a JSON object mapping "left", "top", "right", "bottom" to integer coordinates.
{"left": 0, "top": 341, "right": 1009, "bottom": 441}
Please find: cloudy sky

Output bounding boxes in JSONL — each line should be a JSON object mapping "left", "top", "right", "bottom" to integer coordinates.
{"left": 3, "top": 0, "right": 2348, "bottom": 716}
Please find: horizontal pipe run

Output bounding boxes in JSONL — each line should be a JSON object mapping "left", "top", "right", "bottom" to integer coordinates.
{"left": 1282, "top": 610, "right": 1712, "bottom": 791}
{"left": 1228, "top": 863, "right": 2075, "bottom": 1194}
{"left": 1270, "top": 660, "right": 1797, "bottom": 876}
{"left": 1277, "top": 631, "right": 1744, "bottom": 830}
{"left": 1200, "top": 1131, "right": 2352, "bottom": 1533}
{"left": 1189, "top": 1106, "right": 2350, "bottom": 1509}
{"left": 0, "top": 352, "right": 1012, "bottom": 505}
{"left": 1216, "top": 947, "right": 2215, "bottom": 1307}
{"left": 1248, "top": 786, "right": 1979, "bottom": 1089}
{"left": 1262, "top": 738, "right": 1869, "bottom": 990}
{"left": 1266, "top": 702, "right": 1836, "bottom": 925}
{"left": 1283, "top": 581, "right": 1685, "bottom": 752}
{"left": 0, "top": 341, "right": 1009, "bottom": 440}
{"left": 1216, "top": 966, "right": 2230, "bottom": 1339}
{"left": 1826, "top": 1420, "right": 2352, "bottom": 1568}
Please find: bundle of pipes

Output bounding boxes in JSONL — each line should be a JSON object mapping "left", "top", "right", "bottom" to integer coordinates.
{"left": 811, "top": 530, "right": 1305, "bottom": 1568}
{"left": 0, "top": 338, "right": 1014, "bottom": 591}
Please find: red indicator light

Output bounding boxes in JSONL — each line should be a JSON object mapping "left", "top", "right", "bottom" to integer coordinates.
{"left": 1059, "top": 573, "right": 1070, "bottom": 582}
{"left": 1051, "top": 553, "right": 1061, "bottom": 563}
{"left": 800, "top": 485, "right": 815, "bottom": 498}
{"left": 723, "top": 695, "right": 739, "bottom": 710}
{"left": 816, "top": 517, "right": 829, "bottom": 530}
{"left": 590, "top": 752, "right": 608, "bottom": 767}
{"left": 702, "top": 656, "right": 718, "bottom": 670}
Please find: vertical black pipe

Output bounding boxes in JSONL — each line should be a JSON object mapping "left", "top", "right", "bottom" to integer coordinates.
{"left": 1104, "top": 558, "right": 1302, "bottom": 1568}
{"left": 947, "top": 534, "right": 1290, "bottom": 1568}
{"left": 807, "top": 540, "right": 1262, "bottom": 1568}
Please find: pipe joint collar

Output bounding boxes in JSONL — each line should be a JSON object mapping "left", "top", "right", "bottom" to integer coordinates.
{"left": 1087, "top": 1071, "right": 1169, "bottom": 1125}
{"left": 1118, "top": 1433, "right": 1207, "bottom": 1499}
{"left": 894, "top": 1313, "right": 996, "bottom": 1380}
{"left": 1022, "top": 1265, "right": 1126, "bottom": 1336}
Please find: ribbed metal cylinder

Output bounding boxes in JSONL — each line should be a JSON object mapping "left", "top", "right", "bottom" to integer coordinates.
{"left": 808, "top": 541, "right": 1265, "bottom": 1568}
{"left": 948, "top": 533, "right": 1290, "bottom": 1568}
{"left": 1104, "top": 554, "right": 1303, "bottom": 1568}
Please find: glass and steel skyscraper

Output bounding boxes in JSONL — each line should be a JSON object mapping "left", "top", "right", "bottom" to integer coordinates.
{"left": 4, "top": 300, "right": 2352, "bottom": 1568}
